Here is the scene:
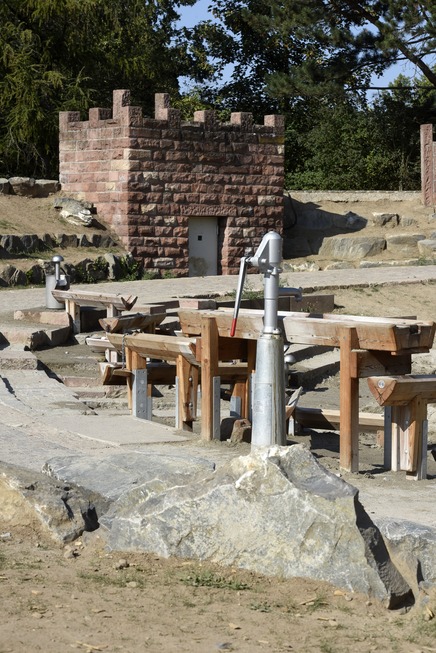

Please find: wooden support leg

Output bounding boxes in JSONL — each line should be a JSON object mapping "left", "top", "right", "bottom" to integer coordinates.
{"left": 66, "top": 299, "right": 80, "bottom": 334}
{"left": 391, "top": 398, "right": 427, "bottom": 479}
{"left": 107, "top": 305, "right": 120, "bottom": 319}
{"left": 126, "top": 349, "right": 147, "bottom": 410}
{"left": 339, "top": 327, "right": 360, "bottom": 472}
{"left": 176, "top": 355, "right": 198, "bottom": 431}
{"left": 200, "top": 316, "right": 219, "bottom": 441}
{"left": 246, "top": 340, "right": 256, "bottom": 423}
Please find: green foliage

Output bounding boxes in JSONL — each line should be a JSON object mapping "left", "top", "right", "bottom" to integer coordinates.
{"left": 181, "top": 570, "right": 250, "bottom": 590}
{"left": 198, "top": 0, "right": 436, "bottom": 112}
{"left": 0, "top": 0, "right": 213, "bottom": 177}
{"left": 118, "top": 254, "right": 142, "bottom": 281}
{"left": 284, "top": 77, "right": 433, "bottom": 190}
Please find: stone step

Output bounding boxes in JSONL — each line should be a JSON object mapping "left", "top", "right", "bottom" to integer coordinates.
{"left": 0, "top": 346, "right": 41, "bottom": 370}
{"left": 0, "top": 323, "right": 71, "bottom": 350}
{"left": 79, "top": 397, "right": 129, "bottom": 411}
{"left": 288, "top": 349, "right": 340, "bottom": 388}
{"left": 285, "top": 343, "right": 335, "bottom": 364}
{"left": 14, "top": 308, "right": 70, "bottom": 326}
{"left": 71, "top": 385, "right": 127, "bottom": 400}
{"left": 62, "top": 375, "right": 103, "bottom": 388}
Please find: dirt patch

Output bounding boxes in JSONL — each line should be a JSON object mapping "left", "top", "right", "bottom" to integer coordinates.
{"left": 0, "top": 194, "right": 126, "bottom": 269}
{"left": 1, "top": 519, "right": 436, "bottom": 653}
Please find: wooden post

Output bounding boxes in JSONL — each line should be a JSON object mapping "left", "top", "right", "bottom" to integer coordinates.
{"left": 66, "top": 299, "right": 80, "bottom": 334}
{"left": 176, "top": 355, "right": 198, "bottom": 431}
{"left": 126, "top": 349, "right": 147, "bottom": 410}
{"left": 339, "top": 326, "right": 360, "bottom": 472}
{"left": 200, "top": 316, "right": 219, "bottom": 441}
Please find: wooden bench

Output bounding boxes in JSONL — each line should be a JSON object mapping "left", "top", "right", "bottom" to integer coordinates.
{"left": 368, "top": 375, "right": 436, "bottom": 480}
{"left": 52, "top": 289, "right": 138, "bottom": 333}
{"left": 86, "top": 311, "right": 167, "bottom": 364}
{"left": 107, "top": 332, "right": 199, "bottom": 431}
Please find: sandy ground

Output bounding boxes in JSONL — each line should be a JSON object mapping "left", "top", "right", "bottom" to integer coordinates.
{"left": 1, "top": 520, "right": 436, "bottom": 653}
{"left": 1, "top": 194, "right": 436, "bottom": 651}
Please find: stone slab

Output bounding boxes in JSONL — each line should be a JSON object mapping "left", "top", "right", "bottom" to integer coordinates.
{"left": 43, "top": 413, "right": 189, "bottom": 445}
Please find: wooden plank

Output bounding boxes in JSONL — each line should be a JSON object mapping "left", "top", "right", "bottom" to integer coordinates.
{"left": 86, "top": 336, "right": 116, "bottom": 353}
{"left": 99, "top": 312, "right": 166, "bottom": 333}
{"left": 52, "top": 289, "right": 138, "bottom": 311}
{"left": 368, "top": 375, "right": 436, "bottom": 406}
{"left": 200, "top": 316, "right": 219, "bottom": 441}
{"left": 107, "top": 332, "right": 198, "bottom": 365}
{"left": 339, "top": 327, "right": 360, "bottom": 472}
{"left": 179, "top": 309, "right": 435, "bottom": 352}
{"left": 293, "top": 407, "right": 384, "bottom": 431}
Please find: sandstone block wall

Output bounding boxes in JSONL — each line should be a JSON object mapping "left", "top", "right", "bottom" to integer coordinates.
{"left": 421, "top": 124, "right": 435, "bottom": 206}
{"left": 59, "top": 90, "right": 285, "bottom": 276}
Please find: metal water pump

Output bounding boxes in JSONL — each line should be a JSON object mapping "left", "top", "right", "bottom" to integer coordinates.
{"left": 45, "top": 254, "right": 70, "bottom": 309}
{"left": 231, "top": 231, "right": 302, "bottom": 448}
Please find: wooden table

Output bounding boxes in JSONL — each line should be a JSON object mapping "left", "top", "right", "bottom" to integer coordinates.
{"left": 179, "top": 308, "right": 435, "bottom": 471}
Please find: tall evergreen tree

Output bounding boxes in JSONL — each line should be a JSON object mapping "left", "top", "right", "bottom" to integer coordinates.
{"left": 0, "top": 0, "right": 212, "bottom": 177}
{"left": 196, "top": 0, "right": 436, "bottom": 111}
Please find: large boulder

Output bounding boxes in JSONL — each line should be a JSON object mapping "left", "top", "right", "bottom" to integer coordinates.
{"left": 98, "top": 445, "right": 412, "bottom": 606}
{"left": 318, "top": 236, "right": 386, "bottom": 261}
{"left": 0, "top": 461, "right": 102, "bottom": 543}
{"left": 53, "top": 197, "right": 95, "bottom": 227}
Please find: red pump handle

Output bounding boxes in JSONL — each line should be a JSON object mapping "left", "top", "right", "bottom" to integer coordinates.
{"left": 230, "top": 256, "right": 249, "bottom": 337}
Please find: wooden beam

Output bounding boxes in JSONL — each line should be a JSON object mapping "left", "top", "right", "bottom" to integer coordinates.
{"left": 292, "top": 407, "right": 384, "bottom": 432}
{"left": 52, "top": 289, "right": 138, "bottom": 311}
{"left": 107, "top": 332, "right": 198, "bottom": 366}
{"left": 178, "top": 309, "right": 435, "bottom": 353}
{"left": 367, "top": 375, "right": 436, "bottom": 406}
{"left": 351, "top": 351, "right": 411, "bottom": 379}
{"left": 99, "top": 312, "right": 166, "bottom": 333}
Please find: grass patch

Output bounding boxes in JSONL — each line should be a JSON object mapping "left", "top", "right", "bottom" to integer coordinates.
{"left": 180, "top": 570, "right": 250, "bottom": 591}
{"left": 250, "top": 600, "right": 272, "bottom": 612}
{"left": 78, "top": 570, "right": 147, "bottom": 589}
{"left": 306, "top": 593, "right": 329, "bottom": 612}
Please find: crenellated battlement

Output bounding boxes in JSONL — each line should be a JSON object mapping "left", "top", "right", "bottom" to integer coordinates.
{"left": 59, "top": 90, "right": 285, "bottom": 277}
{"left": 60, "top": 90, "right": 285, "bottom": 134}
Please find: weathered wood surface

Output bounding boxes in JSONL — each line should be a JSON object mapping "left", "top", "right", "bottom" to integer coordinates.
{"left": 99, "top": 312, "right": 166, "bottom": 333}
{"left": 292, "top": 407, "right": 384, "bottom": 432}
{"left": 351, "top": 351, "right": 411, "bottom": 378}
{"left": 86, "top": 336, "right": 116, "bottom": 353}
{"left": 107, "top": 332, "right": 198, "bottom": 366}
{"left": 52, "top": 289, "right": 138, "bottom": 311}
{"left": 368, "top": 374, "right": 436, "bottom": 406}
{"left": 178, "top": 309, "right": 435, "bottom": 352}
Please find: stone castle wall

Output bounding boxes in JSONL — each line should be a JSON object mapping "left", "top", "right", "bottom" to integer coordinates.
{"left": 59, "top": 90, "right": 285, "bottom": 276}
